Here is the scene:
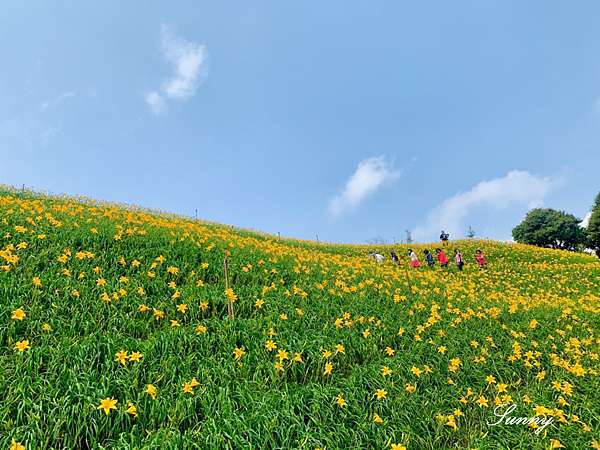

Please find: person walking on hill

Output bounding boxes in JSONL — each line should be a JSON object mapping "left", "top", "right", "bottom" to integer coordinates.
{"left": 454, "top": 249, "right": 464, "bottom": 271}
{"left": 440, "top": 230, "right": 450, "bottom": 245}
{"left": 408, "top": 249, "right": 421, "bottom": 268}
{"left": 435, "top": 248, "right": 448, "bottom": 268}
{"left": 475, "top": 249, "right": 487, "bottom": 268}
{"left": 423, "top": 249, "right": 435, "bottom": 267}
{"left": 368, "top": 252, "right": 385, "bottom": 264}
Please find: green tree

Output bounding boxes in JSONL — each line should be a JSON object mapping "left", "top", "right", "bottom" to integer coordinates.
{"left": 586, "top": 191, "right": 600, "bottom": 257}
{"left": 512, "top": 208, "right": 586, "bottom": 250}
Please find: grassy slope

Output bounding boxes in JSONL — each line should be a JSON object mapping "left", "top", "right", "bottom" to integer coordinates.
{"left": 1, "top": 189, "right": 599, "bottom": 449}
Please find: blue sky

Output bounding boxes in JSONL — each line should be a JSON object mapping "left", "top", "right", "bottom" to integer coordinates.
{"left": 1, "top": 1, "right": 598, "bottom": 243}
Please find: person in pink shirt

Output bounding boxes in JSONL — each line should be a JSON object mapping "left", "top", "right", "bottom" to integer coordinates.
{"left": 435, "top": 248, "right": 448, "bottom": 268}
{"left": 475, "top": 249, "right": 487, "bottom": 268}
{"left": 454, "top": 249, "right": 464, "bottom": 271}
{"left": 408, "top": 249, "right": 421, "bottom": 267}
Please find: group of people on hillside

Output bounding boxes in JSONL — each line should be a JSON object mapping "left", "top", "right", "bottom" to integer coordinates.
{"left": 368, "top": 230, "right": 487, "bottom": 271}
{"left": 404, "top": 247, "right": 486, "bottom": 270}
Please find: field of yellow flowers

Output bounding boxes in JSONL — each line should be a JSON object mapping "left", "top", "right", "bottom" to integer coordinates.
{"left": 1, "top": 188, "right": 599, "bottom": 449}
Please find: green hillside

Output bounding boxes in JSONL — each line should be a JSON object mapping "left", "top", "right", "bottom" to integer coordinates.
{"left": 1, "top": 189, "right": 599, "bottom": 449}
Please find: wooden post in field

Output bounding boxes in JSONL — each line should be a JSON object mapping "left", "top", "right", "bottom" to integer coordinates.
{"left": 224, "top": 253, "right": 234, "bottom": 320}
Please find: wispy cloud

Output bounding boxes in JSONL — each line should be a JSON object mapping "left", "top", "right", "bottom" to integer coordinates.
{"left": 146, "top": 25, "right": 207, "bottom": 115}
{"left": 145, "top": 92, "right": 166, "bottom": 115}
{"left": 329, "top": 156, "right": 400, "bottom": 218}
{"left": 39, "top": 91, "right": 76, "bottom": 112}
{"left": 0, "top": 115, "right": 61, "bottom": 151}
{"left": 40, "top": 126, "right": 61, "bottom": 147}
{"left": 412, "top": 170, "right": 559, "bottom": 242}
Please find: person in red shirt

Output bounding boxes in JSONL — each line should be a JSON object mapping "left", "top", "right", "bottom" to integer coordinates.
{"left": 435, "top": 248, "right": 448, "bottom": 268}
{"left": 475, "top": 249, "right": 487, "bottom": 268}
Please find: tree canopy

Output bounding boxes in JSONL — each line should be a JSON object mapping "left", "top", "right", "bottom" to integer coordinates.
{"left": 586, "top": 191, "right": 600, "bottom": 257}
{"left": 512, "top": 208, "right": 586, "bottom": 250}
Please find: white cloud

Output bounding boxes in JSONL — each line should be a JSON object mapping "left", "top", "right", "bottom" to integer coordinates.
{"left": 581, "top": 211, "right": 592, "bottom": 228}
{"left": 329, "top": 156, "right": 400, "bottom": 217}
{"left": 145, "top": 25, "right": 207, "bottom": 114}
{"left": 412, "top": 170, "right": 558, "bottom": 242}
{"left": 145, "top": 92, "right": 166, "bottom": 115}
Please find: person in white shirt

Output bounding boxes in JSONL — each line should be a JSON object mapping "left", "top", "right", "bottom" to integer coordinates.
{"left": 368, "top": 252, "right": 385, "bottom": 263}
{"left": 408, "top": 249, "right": 421, "bottom": 267}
